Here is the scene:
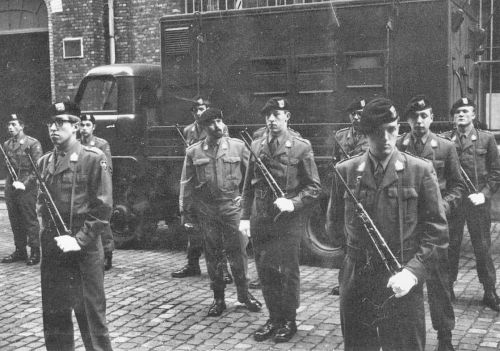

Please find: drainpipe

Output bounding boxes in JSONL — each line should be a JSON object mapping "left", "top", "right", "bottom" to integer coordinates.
{"left": 108, "top": 0, "right": 116, "bottom": 64}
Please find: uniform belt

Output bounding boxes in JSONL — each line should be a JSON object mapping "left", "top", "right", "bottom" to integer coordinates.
{"left": 255, "top": 188, "right": 297, "bottom": 199}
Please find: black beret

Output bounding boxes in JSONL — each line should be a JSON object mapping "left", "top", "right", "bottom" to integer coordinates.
{"left": 345, "top": 97, "right": 366, "bottom": 113}
{"left": 450, "top": 97, "right": 475, "bottom": 115}
{"left": 49, "top": 101, "right": 81, "bottom": 123}
{"left": 260, "top": 97, "right": 290, "bottom": 116}
{"left": 191, "top": 96, "right": 211, "bottom": 111}
{"left": 80, "top": 113, "right": 96, "bottom": 124}
{"left": 404, "top": 95, "right": 433, "bottom": 119}
{"left": 8, "top": 113, "right": 24, "bottom": 124}
{"left": 198, "top": 107, "right": 223, "bottom": 125}
{"left": 359, "top": 97, "right": 398, "bottom": 133}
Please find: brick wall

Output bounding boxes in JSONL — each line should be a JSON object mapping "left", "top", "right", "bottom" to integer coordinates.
{"left": 51, "top": 0, "right": 184, "bottom": 101}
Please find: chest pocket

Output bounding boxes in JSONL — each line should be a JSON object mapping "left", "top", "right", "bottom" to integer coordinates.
{"left": 193, "top": 158, "right": 210, "bottom": 183}
{"left": 344, "top": 188, "right": 375, "bottom": 225}
{"left": 387, "top": 186, "right": 418, "bottom": 223}
{"left": 432, "top": 160, "right": 445, "bottom": 188}
{"left": 222, "top": 156, "right": 241, "bottom": 180}
{"left": 278, "top": 155, "right": 299, "bottom": 186}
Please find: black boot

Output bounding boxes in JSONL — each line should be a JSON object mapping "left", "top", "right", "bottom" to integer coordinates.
{"left": 2, "top": 247, "right": 27, "bottom": 263}
{"left": 208, "top": 290, "right": 226, "bottom": 317}
{"left": 437, "top": 330, "right": 455, "bottom": 351}
{"left": 171, "top": 263, "right": 201, "bottom": 278}
{"left": 104, "top": 252, "right": 113, "bottom": 271}
{"left": 483, "top": 288, "right": 500, "bottom": 312}
{"left": 26, "top": 247, "right": 40, "bottom": 266}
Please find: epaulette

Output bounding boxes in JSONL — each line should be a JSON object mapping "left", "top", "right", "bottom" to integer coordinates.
{"left": 94, "top": 136, "right": 108, "bottom": 143}
{"left": 26, "top": 136, "right": 38, "bottom": 142}
{"left": 292, "top": 135, "right": 311, "bottom": 146}
{"left": 228, "top": 137, "right": 244, "bottom": 144}
{"left": 335, "top": 127, "right": 350, "bottom": 136}
{"left": 83, "top": 145, "right": 102, "bottom": 154}
{"left": 477, "top": 129, "right": 493, "bottom": 136}
{"left": 402, "top": 151, "right": 432, "bottom": 164}
{"left": 186, "top": 139, "right": 203, "bottom": 151}
{"left": 336, "top": 152, "right": 363, "bottom": 165}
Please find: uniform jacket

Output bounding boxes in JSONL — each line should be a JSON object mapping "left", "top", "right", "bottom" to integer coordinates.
{"left": 37, "top": 141, "right": 113, "bottom": 249}
{"left": 180, "top": 136, "right": 249, "bottom": 222}
{"left": 241, "top": 130, "right": 321, "bottom": 219}
{"left": 396, "top": 132, "right": 465, "bottom": 215}
{"left": 326, "top": 149, "right": 449, "bottom": 283}
{"left": 441, "top": 128, "right": 500, "bottom": 200}
{"left": 331, "top": 126, "right": 369, "bottom": 163}
{"left": 80, "top": 135, "right": 112, "bottom": 167}
{"left": 3, "top": 133, "right": 42, "bottom": 190}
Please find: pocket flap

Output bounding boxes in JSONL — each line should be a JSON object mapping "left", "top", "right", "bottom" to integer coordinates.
{"left": 387, "top": 186, "right": 418, "bottom": 199}
{"left": 193, "top": 158, "right": 210, "bottom": 166}
{"left": 223, "top": 156, "right": 240, "bottom": 163}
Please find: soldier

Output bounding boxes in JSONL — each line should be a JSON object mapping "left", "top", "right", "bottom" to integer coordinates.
{"left": 326, "top": 97, "right": 448, "bottom": 350}
{"left": 79, "top": 113, "right": 114, "bottom": 271}
{"left": 331, "top": 97, "right": 369, "bottom": 163}
{"left": 330, "top": 97, "right": 369, "bottom": 296}
{"left": 179, "top": 107, "right": 262, "bottom": 317}
{"left": 240, "top": 97, "right": 321, "bottom": 343}
{"left": 442, "top": 97, "right": 500, "bottom": 311}
{"left": 397, "top": 95, "right": 464, "bottom": 351}
{"left": 172, "top": 97, "right": 233, "bottom": 284}
{"left": 39, "top": 101, "right": 113, "bottom": 350}
{"left": 1, "top": 113, "right": 43, "bottom": 266}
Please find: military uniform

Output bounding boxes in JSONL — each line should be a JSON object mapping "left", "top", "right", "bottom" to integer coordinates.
{"left": 441, "top": 128, "right": 500, "bottom": 291}
{"left": 80, "top": 134, "right": 114, "bottom": 259}
{"left": 326, "top": 150, "right": 449, "bottom": 350}
{"left": 38, "top": 141, "right": 113, "bottom": 351}
{"left": 180, "top": 135, "right": 250, "bottom": 300}
{"left": 3, "top": 134, "right": 42, "bottom": 262}
{"left": 397, "top": 132, "right": 464, "bottom": 337}
{"left": 331, "top": 126, "right": 369, "bottom": 163}
{"left": 241, "top": 130, "right": 321, "bottom": 325}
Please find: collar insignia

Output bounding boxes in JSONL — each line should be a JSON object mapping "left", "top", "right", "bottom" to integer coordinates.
{"left": 395, "top": 160, "right": 404, "bottom": 171}
{"left": 70, "top": 152, "right": 78, "bottom": 162}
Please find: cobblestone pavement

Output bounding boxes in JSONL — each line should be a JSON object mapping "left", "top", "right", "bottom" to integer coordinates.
{"left": 1, "top": 206, "right": 500, "bottom": 351}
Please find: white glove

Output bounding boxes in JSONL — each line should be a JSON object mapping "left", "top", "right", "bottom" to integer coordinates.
{"left": 12, "top": 181, "right": 25, "bottom": 191}
{"left": 239, "top": 220, "right": 251, "bottom": 238}
{"left": 386, "top": 268, "right": 418, "bottom": 298}
{"left": 274, "top": 197, "right": 294, "bottom": 212}
{"left": 468, "top": 192, "right": 485, "bottom": 206}
{"left": 184, "top": 223, "right": 194, "bottom": 229}
{"left": 54, "top": 235, "right": 81, "bottom": 252}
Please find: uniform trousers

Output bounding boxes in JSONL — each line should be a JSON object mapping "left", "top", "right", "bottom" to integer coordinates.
{"left": 102, "top": 225, "right": 115, "bottom": 255}
{"left": 5, "top": 185, "right": 40, "bottom": 249}
{"left": 448, "top": 199, "right": 496, "bottom": 289}
{"left": 195, "top": 199, "right": 248, "bottom": 299}
{"left": 340, "top": 255, "right": 425, "bottom": 351}
{"left": 41, "top": 226, "right": 112, "bottom": 351}
{"left": 251, "top": 214, "right": 302, "bottom": 322}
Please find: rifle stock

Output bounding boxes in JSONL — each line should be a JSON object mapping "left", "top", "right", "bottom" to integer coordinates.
{"left": 0, "top": 143, "right": 18, "bottom": 181}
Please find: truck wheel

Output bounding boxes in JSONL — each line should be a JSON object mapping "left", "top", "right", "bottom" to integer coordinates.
{"left": 300, "top": 201, "right": 344, "bottom": 267}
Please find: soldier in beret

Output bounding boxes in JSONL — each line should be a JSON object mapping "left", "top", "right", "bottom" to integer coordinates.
{"left": 172, "top": 97, "right": 233, "bottom": 285}
{"left": 331, "top": 97, "right": 369, "bottom": 164}
{"left": 79, "top": 113, "right": 114, "bottom": 271}
{"left": 1, "top": 113, "right": 43, "bottom": 266}
{"left": 179, "top": 107, "right": 262, "bottom": 317}
{"left": 38, "top": 101, "right": 113, "bottom": 350}
{"left": 240, "top": 97, "right": 321, "bottom": 343}
{"left": 326, "top": 97, "right": 448, "bottom": 350}
{"left": 442, "top": 98, "right": 500, "bottom": 311}
{"left": 397, "top": 95, "right": 464, "bottom": 351}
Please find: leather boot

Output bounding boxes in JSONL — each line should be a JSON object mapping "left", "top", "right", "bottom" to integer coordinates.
{"left": 483, "top": 288, "right": 500, "bottom": 311}
{"left": 437, "top": 330, "right": 455, "bottom": 351}
{"left": 2, "top": 247, "right": 27, "bottom": 263}
{"left": 104, "top": 252, "right": 113, "bottom": 271}
{"left": 208, "top": 290, "right": 226, "bottom": 317}
{"left": 26, "top": 247, "right": 40, "bottom": 266}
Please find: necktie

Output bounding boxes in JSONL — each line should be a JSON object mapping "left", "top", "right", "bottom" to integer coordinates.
{"left": 269, "top": 137, "right": 277, "bottom": 155}
{"left": 415, "top": 139, "right": 424, "bottom": 155}
{"left": 374, "top": 162, "right": 384, "bottom": 187}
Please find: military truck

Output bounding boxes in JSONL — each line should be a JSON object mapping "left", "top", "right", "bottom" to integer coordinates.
{"left": 74, "top": 0, "right": 480, "bottom": 262}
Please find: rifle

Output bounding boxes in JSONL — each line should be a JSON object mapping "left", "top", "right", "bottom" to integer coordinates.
{"left": 333, "top": 166, "right": 402, "bottom": 275}
{"left": 174, "top": 123, "right": 189, "bottom": 147}
{"left": 460, "top": 166, "right": 478, "bottom": 194}
{"left": 0, "top": 143, "right": 18, "bottom": 181}
{"left": 240, "top": 130, "right": 285, "bottom": 222}
{"left": 25, "top": 149, "right": 71, "bottom": 237}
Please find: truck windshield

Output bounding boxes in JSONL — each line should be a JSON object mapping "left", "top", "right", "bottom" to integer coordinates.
{"left": 78, "top": 76, "right": 118, "bottom": 112}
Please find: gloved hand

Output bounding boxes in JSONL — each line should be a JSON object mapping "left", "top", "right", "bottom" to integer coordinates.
{"left": 468, "top": 192, "right": 485, "bottom": 206}
{"left": 184, "top": 223, "right": 195, "bottom": 229}
{"left": 12, "top": 181, "right": 25, "bottom": 191}
{"left": 387, "top": 269, "right": 417, "bottom": 298}
{"left": 54, "top": 235, "right": 81, "bottom": 252}
{"left": 274, "top": 197, "right": 294, "bottom": 212}
{"left": 239, "top": 219, "right": 251, "bottom": 237}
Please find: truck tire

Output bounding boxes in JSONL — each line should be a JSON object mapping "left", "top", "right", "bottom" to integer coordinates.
{"left": 300, "top": 201, "right": 344, "bottom": 268}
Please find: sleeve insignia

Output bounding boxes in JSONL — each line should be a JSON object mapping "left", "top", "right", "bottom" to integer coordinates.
{"left": 100, "top": 160, "right": 108, "bottom": 171}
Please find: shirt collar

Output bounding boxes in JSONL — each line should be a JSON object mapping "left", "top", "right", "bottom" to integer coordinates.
{"left": 368, "top": 150, "right": 393, "bottom": 172}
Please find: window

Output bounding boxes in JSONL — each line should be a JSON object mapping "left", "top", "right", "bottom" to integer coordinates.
{"left": 78, "top": 77, "right": 118, "bottom": 112}
{"left": 63, "top": 37, "right": 83, "bottom": 59}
